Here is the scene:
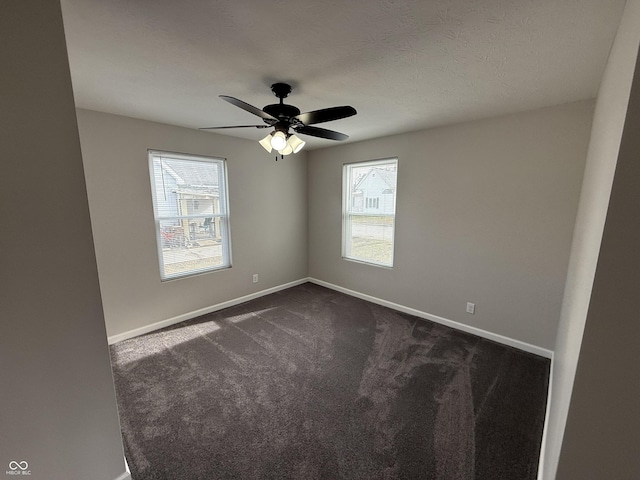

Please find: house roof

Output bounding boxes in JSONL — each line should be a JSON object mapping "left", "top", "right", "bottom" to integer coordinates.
{"left": 156, "top": 156, "right": 220, "bottom": 189}
{"left": 355, "top": 167, "right": 397, "bottom": 192}
{"left": 61, "top": 0, "right": 626, "bottom": 148}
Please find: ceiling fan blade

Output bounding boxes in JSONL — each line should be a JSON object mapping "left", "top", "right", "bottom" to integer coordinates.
{"left": 295, "top": 106, "right": 356, "bottom": 126}
{"left": 294, "top": 125, "right": 349, "bottom": 141}
{"left": 219, "top": 95, "right": 277, "bottom": 122}
{"left": 199, "top": 125, "right": 269, "bottom": 130}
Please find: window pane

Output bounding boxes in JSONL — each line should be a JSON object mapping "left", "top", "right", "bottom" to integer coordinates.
{"left": 343, "top": 158, "right": 397, "bottom": 267}
{"left": 149, "top": 151, "right": 231, "bottom": 280}
{"left": 157, "top": 218, "right": 227, "bottom": 278}
{"left": 347, "top": 215, "right": 395, "bottom": 266}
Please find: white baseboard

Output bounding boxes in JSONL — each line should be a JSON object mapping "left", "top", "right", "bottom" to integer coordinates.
{"left": 107, "top": 278, "right": 309, "bottom": 344}
{"left": 113, "top": 470, "right": 131, "bottom": 480}
{"left": 308, "top": 277, "right": 553, "bottom": 359}
{"left": 108, "top": 276, "right": 553, "bottom": 359}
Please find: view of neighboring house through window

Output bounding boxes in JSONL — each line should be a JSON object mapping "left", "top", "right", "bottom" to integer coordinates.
{"left": 343, "top": 158, "right": 398, "bottom": 267}
{"left": 148, "top": 150, "right": 231, "bottom": 280}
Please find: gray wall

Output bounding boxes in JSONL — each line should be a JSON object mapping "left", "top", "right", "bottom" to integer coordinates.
{"left": 308, "top": 101, "right": 593, "bottom": 350}
{"left": 76, "top": 109, "right": 308, "bottom": 339}
{"left": 0, "top": 2, "right": 127, "bottom": 480}
{"left": 557, "top": 1, "right": 640, "bottom": 479}
{"left": 543, "top": 0, "right": 640, "bottom": 477}
{"left": 557, "top": 39, "right": 640, "bottom": 480}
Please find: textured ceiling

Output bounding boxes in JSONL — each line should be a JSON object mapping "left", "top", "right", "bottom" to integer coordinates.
{"left": 60, "top": 0, "right": 626, "bottom": 149}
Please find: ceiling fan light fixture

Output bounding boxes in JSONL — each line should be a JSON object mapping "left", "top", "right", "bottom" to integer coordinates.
{"left": 270, "top": 131, "right": 287, "bottom": 151}
{"left": 259, "top": 134, "right": 273, "bottom": 153}
{"left": 209, "top": 83, "right": 356, "bottom": 154}
{"left": 288, "top": 134, "right": 306, "bottom": 154}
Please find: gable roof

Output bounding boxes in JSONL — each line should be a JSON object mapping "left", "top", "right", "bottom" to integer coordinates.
{"left": 354, "top": 167, "right": 397, "bottom": 192}
{"left": 164, "top": 160, "right": 219, "bottom": 188}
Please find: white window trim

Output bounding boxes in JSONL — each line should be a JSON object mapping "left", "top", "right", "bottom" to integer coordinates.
{"left": 148, "top": 150, "right": 232, "bottom": 281}
{"left": 342, "top": 157, "right": 398, "bottom": 268}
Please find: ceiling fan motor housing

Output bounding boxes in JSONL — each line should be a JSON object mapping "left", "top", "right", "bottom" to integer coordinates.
{"left": 263, "top": 103, "right": 301, "bottom": 123}
{"left": 263, "top": 82, "right": 304, "bottom": 127}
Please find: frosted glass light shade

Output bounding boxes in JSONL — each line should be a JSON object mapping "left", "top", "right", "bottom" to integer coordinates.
{"left": 279, "top": 144, "right": 293, "bottom": 155}
{"left": 259, "top": 134, "right": 273, "bottom": 152}
{"left": 288, "top": 134, "right": 306, "bottom": 154}
{"left": 270, "top": 131, "right": 287, "bottom": 151}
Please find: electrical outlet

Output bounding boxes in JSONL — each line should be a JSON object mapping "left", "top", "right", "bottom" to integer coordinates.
{"left": 252, "top": 274, "right": 259, "bottom": 283}
{"left": 466, "top": 302, "right": 475, "bottom": 314}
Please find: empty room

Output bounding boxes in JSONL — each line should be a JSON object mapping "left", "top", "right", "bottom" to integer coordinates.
{"left": 3, "top": 1, "right": 640, "bottom": 479}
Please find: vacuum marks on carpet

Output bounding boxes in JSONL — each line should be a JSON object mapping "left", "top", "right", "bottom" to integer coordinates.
{"left": 110, "top": 283, "right": 549, "bottom": 480}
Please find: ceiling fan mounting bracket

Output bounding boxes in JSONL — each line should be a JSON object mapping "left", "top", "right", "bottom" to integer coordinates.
{"left": 271, "top": 82, "right": 292, "bottom": 101}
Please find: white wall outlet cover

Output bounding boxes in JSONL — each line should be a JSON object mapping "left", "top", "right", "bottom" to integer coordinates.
{"left": 466, "top": 302, "right": 475, "bottom": 314}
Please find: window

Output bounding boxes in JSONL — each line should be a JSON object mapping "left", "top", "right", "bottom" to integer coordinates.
{"left": 343, "top": 158, "right": 398, "bottom": 267}
{"left": 365, "top": 197, "right": 379, "bottom": 209}
{"left": 148, "top": 150, "right": 231, "bottom": 280}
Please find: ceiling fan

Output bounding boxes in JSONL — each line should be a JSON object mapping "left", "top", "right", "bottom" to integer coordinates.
{"left": 200, "top": 82, "right": 357, "bottom": 157}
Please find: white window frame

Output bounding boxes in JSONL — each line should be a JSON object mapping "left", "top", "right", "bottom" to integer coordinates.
{"left": 148, "top": 150, "right": 232, "bottom": 280}
{"left": 342, "top": 158, "right": 398, "bottom": 268}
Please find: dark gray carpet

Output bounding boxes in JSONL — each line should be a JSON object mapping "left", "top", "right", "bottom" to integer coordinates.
{"left": 110, "top": 283, "right": 550, "bottom": 480}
